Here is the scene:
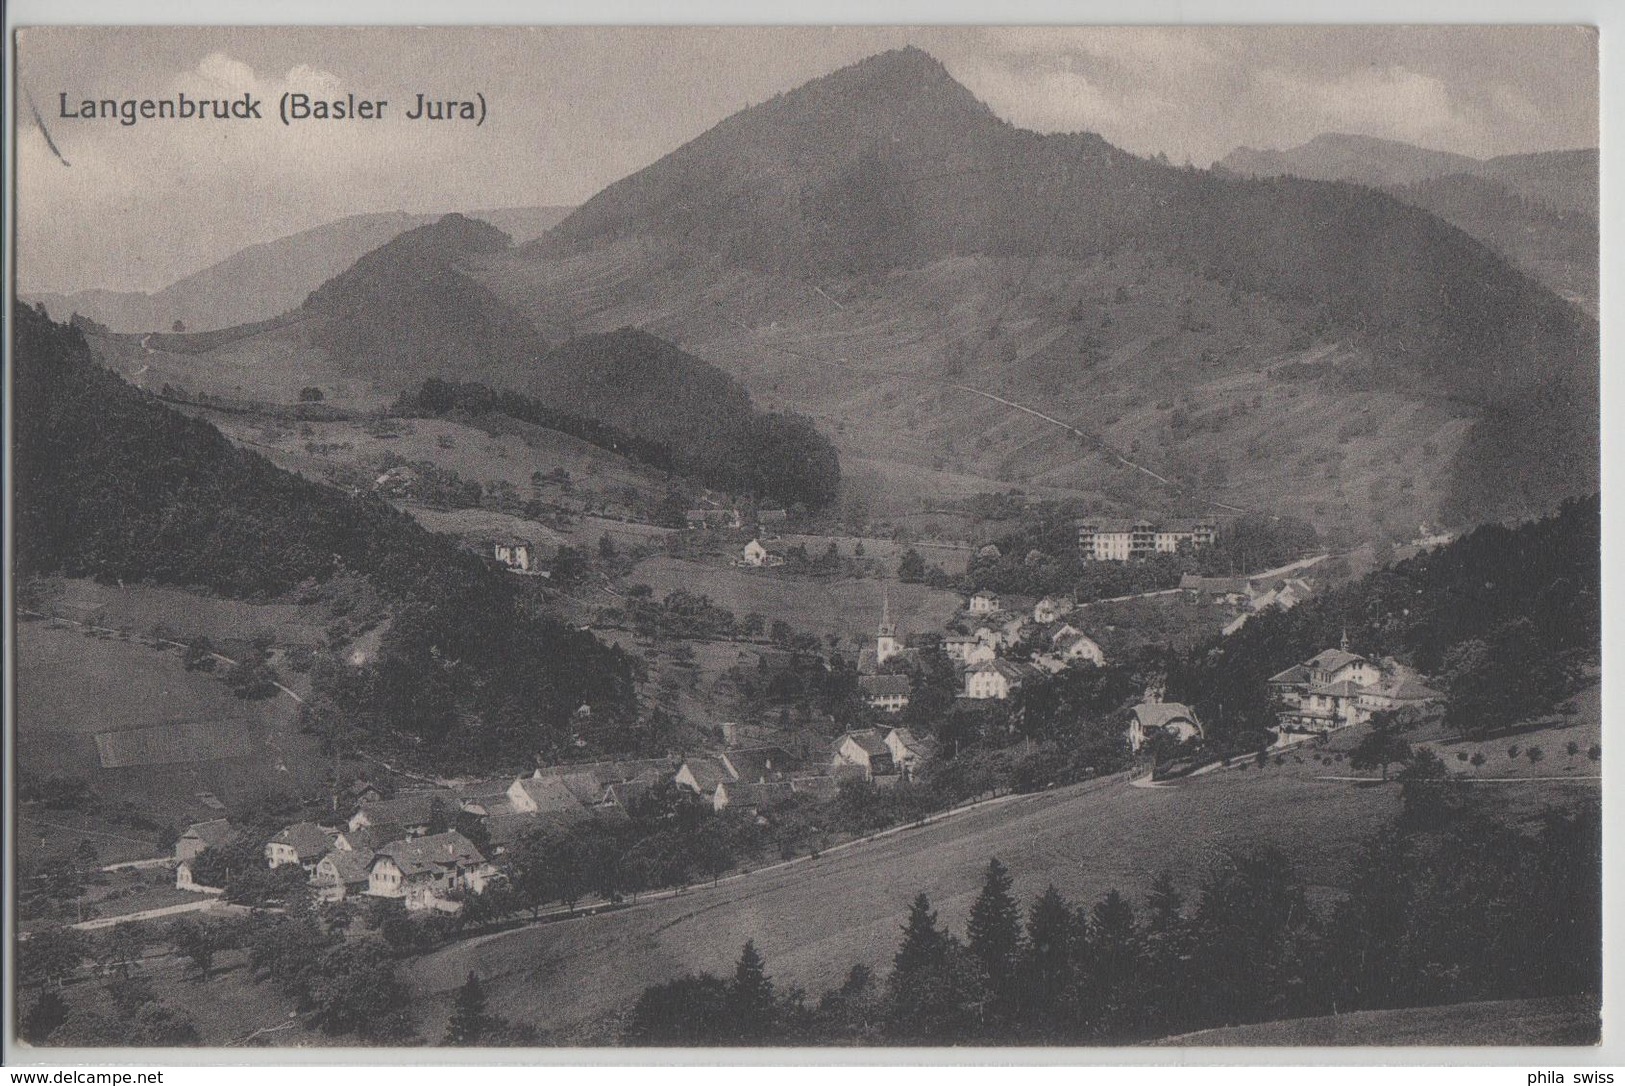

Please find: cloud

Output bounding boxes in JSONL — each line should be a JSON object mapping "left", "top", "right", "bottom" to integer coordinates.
{"left": 1252, "top": 65, "right": 1470, "bottom": 148}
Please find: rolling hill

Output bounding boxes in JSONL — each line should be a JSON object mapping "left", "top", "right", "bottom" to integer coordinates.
{"left": 484, "top": 48, "right": 1595, "bottom": 536}
{"left": 1217, "top": 134, "right": 1597, "bottom": 312}
{"left": 107, "top": 49, "right": 1597, "bottom": 538}
{"left": 24, "top": 205, "right": 571, "bottom": 334}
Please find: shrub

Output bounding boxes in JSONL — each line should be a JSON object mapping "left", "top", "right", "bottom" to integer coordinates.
{"left": 1566, "top": 741, "right": 1580, "bottom": 757}
{"left": 1456, "top": 752, "right": 1469, "bottom": 761}
{"left": 1588, "top": 744, "right": 1601, "bottom": 761}
{"left": 1507, "top": 745, "right": 1521, "bottom": 759}
{"left": 1470, "top": 752, "right": 1487, "bottom": 767}
{"left": 1526, "top": 746, "right": 1544, "bottom": 764}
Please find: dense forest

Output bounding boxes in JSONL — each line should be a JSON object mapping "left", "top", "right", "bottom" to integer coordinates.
{"left": 392, "top": 372, "right": 843, "bottom": 511}
{"left": 13, "top": 304, "right": 635, "bottom": 765}
{"left": 1164, "top": 497, "right": 1599, "bottom": 745}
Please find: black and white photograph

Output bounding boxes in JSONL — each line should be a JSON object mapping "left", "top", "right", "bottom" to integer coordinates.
{"left": 5, "top": 18, "right": 1604, "bottom": 1057}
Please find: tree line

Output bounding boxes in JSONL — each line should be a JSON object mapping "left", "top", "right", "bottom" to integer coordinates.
{"left": 622, "top": 789, "right": 1600, "bottom": 1045}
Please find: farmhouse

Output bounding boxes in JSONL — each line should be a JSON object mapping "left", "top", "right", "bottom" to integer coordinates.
{"left": 492, "top": 539, "right": 534, "bottom": 572}
{"left": 1180, "top": 573, "right": 1249, "bottom": 604}
{"left": 963, "top": 659, "right": 1032, "bottom": 700}
{"left": 366, "top": 831, "right": 494, "bottom": 912}
{"left": 348, "top": 791, "right": 460, "bottom": 837}
{"left": 884, "top": 727, "right": 935, "bottom": 776}
{"left": 507, "top": 774, "right": 585, "bottom": 814}
{"left": 859, "top": 673, "right": 912, "bottom": 713}
{"left": 712, "top": 780, "right": 795, "bottom": 815}
{"left": 311, "top": 849, "right": 373, "bottom": 902}
{"left": 721, "top": 746, "right": 798, "bottom": 784}
{"left": 265, "top": 821, "right": 334, "bottom": 870}
{"left": 175, "top": 861, "right": 225, "bottom": 895}
{"left": 831, "top": 729, "right": 896, "bottom": 779}
{"left": 1128, "top": 701, "right": 1204, "bottom": 753}
{"left": 675, "top": 755, "right": 734, "bottom": 796}
{"left": 175, "top": 818, "right": 233, "bottom": 862}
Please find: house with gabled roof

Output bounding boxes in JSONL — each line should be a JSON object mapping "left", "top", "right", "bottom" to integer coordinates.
{"left": 1128, "top": 702, "right": 1204, "bottom": 753}
{"left": 883, "top": 728, "right": 935, "bottom": 776}
{"left": 720, "top": 746, "right": 797, "bottom": 784}
{"left": 831, "top": 729, "right": 896, "bottom": 779}
{"left": 265, "top": 821, "right": 335, "bottom": 870}
{"left": 175, "top": 818, "right": 233, "bottom": 862}
{"left": 712, "top": 780, "right": 795, "bottom": 815}
{"left": 859, "top": 673, "right": 912, "bottom": 713}
{"left": 967, "top": 589, "right": 1000, "bottom": 615}
{"left": 1268, "top": 636, "right": 1433, "bottom": 734}
{"left": 674, "top": 755, "right": 734, "bottom": 796}
{"left": 366, "top": 831, "right": 494, "bottom": 912}
{"left": 311, "top": 848, "right": 373, "bottom": 901}
{"left": 348, "top": 791, "right": 459, "bottom": 837}
{"left": 963, "top": 659, "right": 1033, "bottom": 701}
{"left": 507, "top": 775, "right": 586, "bottom": 815}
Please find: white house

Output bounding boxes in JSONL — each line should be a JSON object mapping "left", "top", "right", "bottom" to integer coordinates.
{"left": 967, "top": 589, "right": 1000, "bottom": 615}
{"left": 883, "top": 728, "right": 935, "bottom": 776}
{"left": 264, "top": 821, "right": 334, "bottom": 870}
{"left": 366, "top": 831, "right": 493, "bottom": 912}
{"left": 311, "top": 849, "right": 373, "bottom": 902}
{"left": 859, "top": 673, "right": 912, "bottom": 713}
{"left": 1052, "top": 631, "right": 1106, "bottom": 667}
{"left": 174, "top": 861, "right": 225, "bottom": 895}
{"left": 492, "top": 539, "right": 534, "bottom": 573}
{"left": 963, "top": 659, "right": 1031, "bottom": 700}
{"left": 741, "top": 539, "right": 784, "bottom": 568}
{"left": 1128, "top": 702, "right": 1204, "bottom": 753}
{"left": 506, "top": 775, "right": 585, "bottom": 814}
{"left": 831, "top": 729, "right": 897, "bottom": 779}
{"left": 942, "top": 633, "right": 992, "bottom": 665}
{"left": 1267, "top": 637, "right": 1426, "bottom": 734}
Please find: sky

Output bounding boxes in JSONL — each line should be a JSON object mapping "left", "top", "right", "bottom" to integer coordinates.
{"left": 15, "top": 25, "right": 1598, "bottom": 295}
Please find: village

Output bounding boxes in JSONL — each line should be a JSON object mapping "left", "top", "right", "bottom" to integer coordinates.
{"left": 143, "top": 518, "right": 1444, "bottom": 918}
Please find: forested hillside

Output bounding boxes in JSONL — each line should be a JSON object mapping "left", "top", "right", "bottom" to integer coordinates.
{"left": 14, "top": 304, "right": 635, "bottom": 767}
{"left": 1165, "top": 497, "right": 1599, "bottom": 744}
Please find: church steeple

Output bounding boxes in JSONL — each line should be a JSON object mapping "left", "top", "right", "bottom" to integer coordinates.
{"left": 877, "top": 588, "right": 900, "bottom": 664}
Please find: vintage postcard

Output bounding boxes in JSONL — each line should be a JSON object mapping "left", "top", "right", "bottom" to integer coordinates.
{"left": 7, "top": 23, "right": 1601, "bottom": 1056}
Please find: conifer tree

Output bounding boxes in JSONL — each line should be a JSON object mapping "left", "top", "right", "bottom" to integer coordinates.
{"left": 966, "top": 858, "right": 1023, "bottom": 1027}
{"left": 729, "top": 940, "right": 777, "bottom": 1042}
{"left": 444, "top": 971, "right": 491, "bottom": 1045}
{"left": 1018, "top": 884, "right": 1082, "bottom": 1039}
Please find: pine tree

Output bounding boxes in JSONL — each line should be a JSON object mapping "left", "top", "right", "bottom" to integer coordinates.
{"left": 965, "top": 857, "right": 1023, "bottom": 1029}
{"left": 1138, "top": 870, "right": 1193, "bottom": 1038}
{"left": 729, "top": 940, "right": 777, "bottom": 1042}
{"left": 444, "top": 971, "right": 490, "bottom": 1045}
{"left": 1018, "top": 884, "right": 1082, "bottom": 1039}
{"left": 1087, "top": 889, "right": 1141, "bottom": 1039}
{"left": 892, "top": 893, "right": 949, "bottom": 977}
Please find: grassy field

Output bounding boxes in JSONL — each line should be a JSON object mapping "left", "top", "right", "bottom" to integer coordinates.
{"left": 33, "top": 579, "right": 328, "bottom": 649}
{"left": 628, "top": 556, "right": 965, "bottom": 645}
{"left": 397, "top": 766, "right": 1411, "bottom": 1041}
{"left": 1155, "top": 994, "right": 1600, "bottom": 1046}
{"left": 14, "top": 619, "right": 324, "bottom": 850}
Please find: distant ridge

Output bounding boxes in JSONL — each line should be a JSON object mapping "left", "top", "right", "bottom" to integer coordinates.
{"left": 24, "top": 205, "right": 572, "bottom": 333}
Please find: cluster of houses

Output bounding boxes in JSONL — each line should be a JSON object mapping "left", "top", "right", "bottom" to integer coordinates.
{"left": 168, "top": 727, "right": 941, "bottom": 913}
{"left": 853, "top": 588, "right": 1111, "bottom": 710}
{"left": 1268, "top": 636, "right": 1444, "bottom": 734}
